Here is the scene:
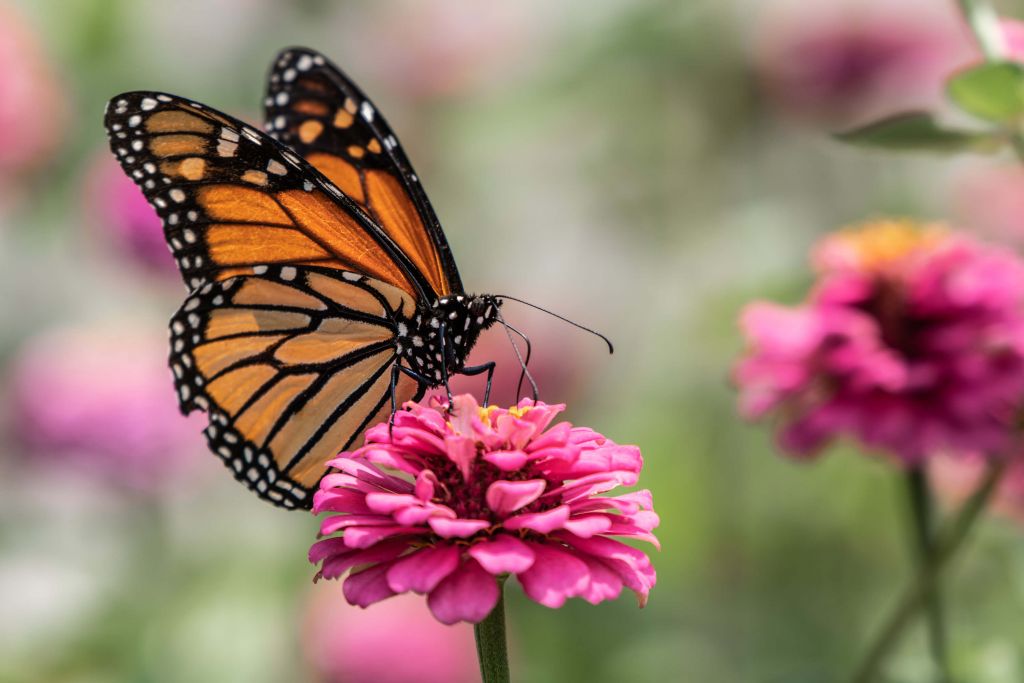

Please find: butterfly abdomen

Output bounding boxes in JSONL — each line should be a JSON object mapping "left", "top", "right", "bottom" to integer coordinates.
{"left": 396, "top": 295, "right": 500, "bottom": 384}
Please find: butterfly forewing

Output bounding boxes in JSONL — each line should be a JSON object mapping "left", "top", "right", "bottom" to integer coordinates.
{"left": 171, "top": 265, "right": 421, "bottom": 508}
{"left": 103, "top": 92, "right": 426, "bottom": 297}
{"left": 264, "top": 48, "right": 461, "bottom": 298}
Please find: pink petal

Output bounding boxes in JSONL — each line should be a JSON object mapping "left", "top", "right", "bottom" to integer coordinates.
{"left": 428, "top": 517, "right": 490, "bottom": 538}
{"left": 316, "top": 538, "right": 410, "bottom": 581}
{"left": 485, "top": 479, "right": 547, "bottom": 516}
{"left": 503, "top": 505, "right": 570, "bottom": 534}
{"left": 482, "top": 449, "right": 528, "bottom": 470}
{"left": 386, "top": 544, "right": 461, "bottom": 594}
{"left": 467, "top": 535, "right": 536, "bottom": 575}
{"left": 319, "top": 514, "right": 402, "bottom": 537}
{"left": 444, "top": 435, "right": 476, "bottom": 481}
{"left": 343, "top": 563, "right": 397, "bottom": 607}
{"left": 365, "top": 492, "right": 421, "bottom": 514}
{"left": 343, "top": 525, "right": 421, "bottom": 549}
{"left": 577, "top": 555, "right": 624, "bottom": 605}
{"left": 561, "top": 514, "right": 612, "bottom": 538}
{"left": 312, "top": 488, "right": 372, "bottom": 514}
{"left": 414, "top": 470, "right": 438, "bottom": 501}
{"left": 516, "top": 542, "right": 589, "bottom": 608}
{"left": 427, "top": 559, "right": 500, "bottom": 624}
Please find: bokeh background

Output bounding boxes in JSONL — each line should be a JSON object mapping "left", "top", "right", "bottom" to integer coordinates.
{"left": 6, "top": 0, "right": 1024, "bottom": 681}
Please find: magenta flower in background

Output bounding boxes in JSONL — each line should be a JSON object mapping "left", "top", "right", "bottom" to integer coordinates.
{"left": 735, "top": 220, "right": 1024, "bottom": 464}
{"left": 753, "top": 0, "right": 971, "bottom": 128}
{"left": 309, "top": 395, "right": 658, "bottom": 625}
{"left": 84, "top": 154, "right": 178, "bottom": 278}
{"left": 0, "top": 4, "right": 64, "bottom": 183}
{"left": 303, "top": 582, "right": 478, "bottom": 683}
{"left": 9, "top": 323, "right": 203, "bottom": 491}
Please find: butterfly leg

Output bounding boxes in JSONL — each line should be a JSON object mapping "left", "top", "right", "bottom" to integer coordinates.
{"left": 459, "top": 361, "right": 497, "bottom": 407}
{"left": 389, "top": 362, "right": 435, "bottom": 436}
{"left": 438, "top": 322, "right": 454, "bottom": 407}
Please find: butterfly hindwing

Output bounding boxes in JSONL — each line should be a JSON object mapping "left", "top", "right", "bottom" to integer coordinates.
{"left": 170, "top": 265, "right": 422, "bottom": 508}
{"left": 264, "top": 47, "right": 461, "bottom": 298}
{"left": 103, "top": 91, "right": 427, "bottom": 297}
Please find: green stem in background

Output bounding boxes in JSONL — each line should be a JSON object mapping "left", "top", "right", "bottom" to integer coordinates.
{"left": 849, "top": 458, "right": 1008, "bottom": 683}
{"left": 474, "top": 580, "right": 510, "bottom": 683}
{"left": 905, "top": 468, "right": 951, "bottom": 683}
{"left": 959, "top": 0, "right": 1007, "bottom": 60}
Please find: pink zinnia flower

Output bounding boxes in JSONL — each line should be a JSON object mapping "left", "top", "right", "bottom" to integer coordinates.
{"left": 309, "top": 395, "right": 658, "bottom": 625}
{"left": 735, "top": 220, "right": 1024, "bottom": 464}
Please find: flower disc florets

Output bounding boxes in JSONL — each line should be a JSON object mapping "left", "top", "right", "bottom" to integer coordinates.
{"left": 309, "top": 395, "right": 659, "bottom": 624}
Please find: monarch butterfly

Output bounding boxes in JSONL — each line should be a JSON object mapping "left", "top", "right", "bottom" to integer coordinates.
{"left": 104, "top": 47, "right": 609, "bottom": 510}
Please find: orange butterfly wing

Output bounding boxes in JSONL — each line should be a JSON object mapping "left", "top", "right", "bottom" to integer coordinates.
{"left": 171, "top": 265, "right": 420, "bottom": 508}
{"left": 104, "top": 92, "right": 429, "bottom": 299}
{"left": 264, "top": 48, "right": 461, "bottom": 298}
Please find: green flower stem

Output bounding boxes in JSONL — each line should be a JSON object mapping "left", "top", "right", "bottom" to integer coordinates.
{"left": 850, "top": 458, "right": 1008, "bottom": 683}
{"left": 474, "top": 580, "right": 510, "bottom": 683}
{"left": 957, "top": 0, "right": 1024, "bottom": 160}
{"left": 906, "top": 468, "right": 950, "bottom": 683}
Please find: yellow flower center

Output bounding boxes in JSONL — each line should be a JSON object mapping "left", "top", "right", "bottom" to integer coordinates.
{"left": 825, "top": 219, "right": 947, "bottom": 271}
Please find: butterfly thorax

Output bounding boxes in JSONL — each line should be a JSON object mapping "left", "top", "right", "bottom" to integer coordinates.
{"left": 394, "top": 295, "right": 501, "bottom": 384}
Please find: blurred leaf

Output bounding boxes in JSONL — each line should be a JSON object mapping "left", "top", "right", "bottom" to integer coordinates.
{"left": 948, "top": 62, "right": 1024, "bottom": 122}
{"left": 835, "top": 113, "right": 1002, "bottom": 154}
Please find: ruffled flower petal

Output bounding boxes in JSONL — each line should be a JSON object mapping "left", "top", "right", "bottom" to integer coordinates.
{"left": 427, "top": 559, "right": 500, "bottom": 625}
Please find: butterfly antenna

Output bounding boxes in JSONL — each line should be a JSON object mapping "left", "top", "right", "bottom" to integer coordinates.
{"left": 494, "top": 294, "right": 614, "bottom": 354}
{"left": 496, "top": 310, "right": 539, "bottom": 401}
{"left": 502, "top": 320, "right": 535, "bottom": 402}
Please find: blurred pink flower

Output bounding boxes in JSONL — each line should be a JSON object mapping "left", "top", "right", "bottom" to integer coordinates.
{"left": 753, "top": 1, "right": 972, "bottom": 127}
{"left": 9, "top": 323, "right": 203, "bottom": 491}
{"left": 302, "top": 582, "right": 477, "bottom": 683}
{"left": 0, "top": 4, "right": 64, "bottom": 180}
{"left": 736, "top": 220, "right": 1024, "bottom": 464}
{"left": 930, "top": 454, "right": 1024, "bottom": 522}
{"left": 84, "top": 153, "right": 178, "bottom": 278}
{"left": 309, "top": 395, "right": 658, "bottom": 624}
{"left": 952, "top": 164, "right": 1024, "bottom": 243}
{"left": 354, "top": 0, "right": 527, "bottom": 101}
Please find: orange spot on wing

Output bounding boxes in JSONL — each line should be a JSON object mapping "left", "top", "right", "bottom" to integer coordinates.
{"left": 293, "top": 99, "right": 330, "bottom": 116}
{"left": 150, "top": 134, "right": 208, "bottom": 157}
{"left": 333, "top": 109, "right": 354, "bottom": 128}
{"left": 347, "top": 145, "right": 365, "bottom": 159}
{"left": 366, "top": 139, "right": 381, "bottom": 154}
{"left": 179, "top": 157, "right": 207, "bottom": 180}
{"left": 298, "top": 119, "right": 324, "bottom": 143}
{"left": 242, "top": 170, "right": 269, "bottom": 186}
{"left": 145, "top": 110, "right": 214, "bottom": 134}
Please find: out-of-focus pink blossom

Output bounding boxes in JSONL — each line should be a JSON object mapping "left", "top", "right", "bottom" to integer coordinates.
{"left": 309, "top": 395, "right": 658, "bottom": 624}
{"left": 9, "top": 323, "right": 203, "bottom": 491}
{"left": 353, "top": 1, "right": 527, "bottom": 101}
{"left": 930, "top": 454, "right": 1024, "bottom": 522}
{"left": 952, "top": 164, "right": 1024, "bottom": 243}
{"left": 735, "top": 220, "right": 1024, "bottom": 464}
{"left": 302, "top": 582, "right": 477, "bottom": 683}
{"left": 84, "top": 154, "right": 177, "bottom": 278}
{"left": 753, "top": 1, "right": 972, "bottom": 128}
{"left": 0, "top": 4, "right": 64, "bottom": 180}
